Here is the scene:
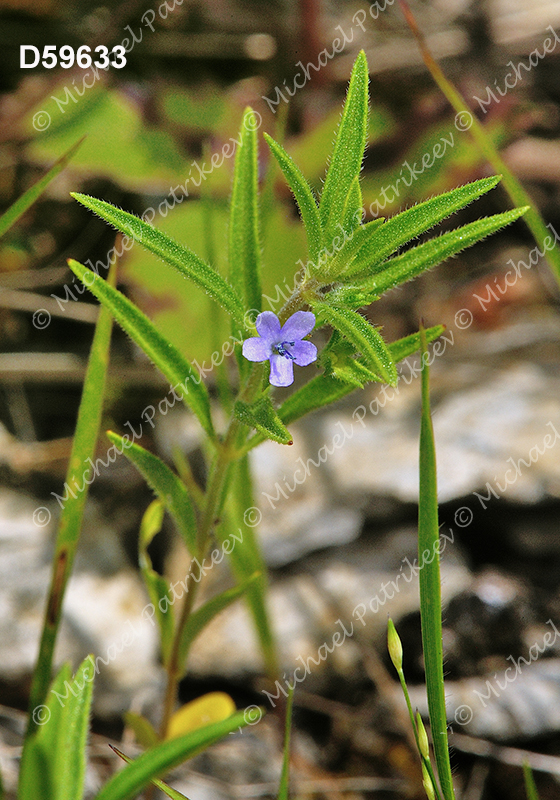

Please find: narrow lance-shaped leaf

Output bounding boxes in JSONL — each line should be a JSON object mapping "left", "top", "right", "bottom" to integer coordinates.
{"left": 340, "top": 175, "right": 502, "bottom": 279}
{"left": 229, "top": 108, "right": 262, "bottom": 313}
{"left": 341, "top": 175, "right": 363, "bottom": 236}
{"left": 264, "top": 133, "right": 322, "bottom": 264}
{"left": 68, "top": 259, "right": 215, "bottom": 439}
{"left": 367, "top": 207, "right": 529, "bottom": 297}
{"left": 275, "top": 324, "right": 444, "bottom": 427}
{"left": 25, "top": 255, "right": 115, "bottom": 736}
{"left": 418, "top": 325, "right": 456, "bottom": 800}
{"left": 320, "top": 50, "right": 369, "bottom": 244}
{"left": 94, "top": 710, "right": 261, "bottom": 800}
{"left": 314, "top": 303, "right": 398, "bottom": 386}
{"left": 107, "top": 432, "right": 198, "bottom": 555}
{"left": 278, "top": 685, "right": 294, "bottom": 800}
{"left": 178, "top": 573, "right": 261, "bottom": 667}
{"left": 71, "top": 193, "right": 246, "bottom": 325}
{"left": 234, "top": 396, "right": 293, "bottom": 445}
{"left": 110, "top": 747, "right": 189, "bottom": 800}
{"left": 0, "top": 138, "right": 84, "bottom": 239}
{"left": 138, "top": 500, "right": 175, "bottom": 665}
{"left": 322, "top": 216, "right": 385, "bottom": 280}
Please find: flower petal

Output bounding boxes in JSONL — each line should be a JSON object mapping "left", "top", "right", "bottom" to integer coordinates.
{"left": 290, "top": 340, "right": 317, "bottom": 366}
{"left": 255, "top": 311, "right": 282, "bottom": 343}
{"left": 242, "top": 337, "right": 271, "bottom": 362}
{"left": 280, "top": 310, "right": 316, "bottom": 340}
{"left": 269, "top": 354, "right": 294, "bottom": 387}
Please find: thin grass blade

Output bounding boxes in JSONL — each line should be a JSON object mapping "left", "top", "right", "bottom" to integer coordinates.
{"left": 0, "top": 138, "right": 83, "bottom": 239}
{"left": 418, "top": 325, "right": 455, "bottom": 800}
{"left": 25, "top": 257, "right": 115, "bottom": 737}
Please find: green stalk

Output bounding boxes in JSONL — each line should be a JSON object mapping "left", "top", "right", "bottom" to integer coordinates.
{"left": 158, "top": 364, "right": 264, "bottom": 738}
{"left": 418, "top": 327, "right": 455, "bottom": 800}
{"left": 399, "top": 0, "right": 560, "bottom": 287}
{"left": 25, "top": 254, "right": 115, "bottom": 737}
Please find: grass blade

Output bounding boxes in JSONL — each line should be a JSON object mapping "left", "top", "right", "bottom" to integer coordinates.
{"left": 523, "top": 763, "right": 541, "bottom": 800}
{"left": 68, "top": 259, "right": 215, "bottom": 439}
{"left": 400, "top": 0, "right": 560, "bottom": 289}
{"left": 25, "top": 257, "right": 115, "bottom": 737}
{"left": 95, "top": 710, "right": 259, "bottom": 800}
{"left": 0, "top": 138, "right": 83, "bottom": 239}
{"left": 277, "top": 685, "right": 294, "bottom": 800}
{"left": 418, "top": 325, "right": 455, "bottom": 800}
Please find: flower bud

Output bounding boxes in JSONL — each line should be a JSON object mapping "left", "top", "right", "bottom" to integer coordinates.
{"left": 416, "top": 711, "right": 430, "bottom": 760}
{"left": 387, "top": 618, "right": 403, "bottom": 672}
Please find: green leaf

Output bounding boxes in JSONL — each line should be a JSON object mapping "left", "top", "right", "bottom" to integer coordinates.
{"left": 523, "top": 763, "right": 541, "bottom": 800}
{"left": 0, "top": 138, "right": 84, "bottom": 239}
{"left": 110, "top": 747, "right": 190, "bottom": 800}
{"left": 234, "top": 396, "right": 293, "bottom": 445}
{"left": 264, "top": 133, "right": 322, "bottom": 264}
{"left": 124, "top": 712, "right": 160, "bottom": 749}
{"left": 178, "top": 573, "right": 261, "bottom": 667}
{"left": 389, "top": 325, "right": 446, "bottom": 363}
{"left": 275, "top": 324, "right": 445, "bottom": 428}
{"left": 70, "top": 193, "right": 245, "bottom": 325}
{"left": 320, "top": 50, "right": 369, "bottom": 245}
{"left": 314, "top": 304, "right": 397, "bottom": 386}
{"left": 137, "top": 501, "right": 175, "bottom": 665}
{"left": 277, "top": 685, "right": 294, "bottom": 800}
{"left": 94, "top": 710, "right": 260, "bottom": 800}
{"left": 321, "top": 217, "right": 384, "bottom": 281}
{"left": 418, "top": 326, "right": 455, "bottom": 800}
{"left": 279, "top": 374, "right": 357, "bottom": 425}
{"left": 107, "top": 433, "right": 198, "bottom": 555}
{"left": 220, "top": 457, "right": 278, "bottom": 677}
{"left": 68, "top": 259, "right": 215, "bottom": 438}
{"left": 229, "top": 108, "right": 262, "bottom": 313}
{"left": 20, "top": 657, "right": 94, "bottom": 800}
{"left": 367, "top": 207, "right": 529, "bottom": 297}
{"left": 341, "top": 175, "right": 502, "bottom": 278}
{"left": 341, "top": 176, "right": 363, "bottom": 238}
{"left": 25, "top": 259, "right": 115, "bottom": 736}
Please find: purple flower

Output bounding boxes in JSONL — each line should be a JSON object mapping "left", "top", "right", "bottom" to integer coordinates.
{"left": 242, "top": 311, "right": 317, "bottom": 387}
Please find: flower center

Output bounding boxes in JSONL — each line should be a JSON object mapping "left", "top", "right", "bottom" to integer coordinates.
{"left": 274, "top": 340, "right": 296, "bottom": 360}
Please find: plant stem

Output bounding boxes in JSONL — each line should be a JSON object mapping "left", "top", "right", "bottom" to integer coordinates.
{"left": 159, "top": 364, "right": 264, "bottom": 738}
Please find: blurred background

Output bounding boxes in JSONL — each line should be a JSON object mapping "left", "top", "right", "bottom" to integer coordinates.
{"left": 2, "top": 0, "right": 560, "bottom": 798}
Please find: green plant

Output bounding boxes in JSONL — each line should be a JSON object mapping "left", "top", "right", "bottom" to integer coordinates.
{"left": 16, "top": 50, "right": 528, "bottom": 798}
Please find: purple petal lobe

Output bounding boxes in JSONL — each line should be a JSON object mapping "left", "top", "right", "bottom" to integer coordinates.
{"left": 280, "top": 311, "right": 316, "bottom": 340}
{"left": 290, "top": 340, "right": 317, "bottom": 366}
{"left": 269, "top": 354, "right": 294, "bottom": 387}
{"left": 255, "top": 311, "right": 281, "bottom": 343}
{"left": 242, "top": 337, "right": 271, "bottom": 362}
